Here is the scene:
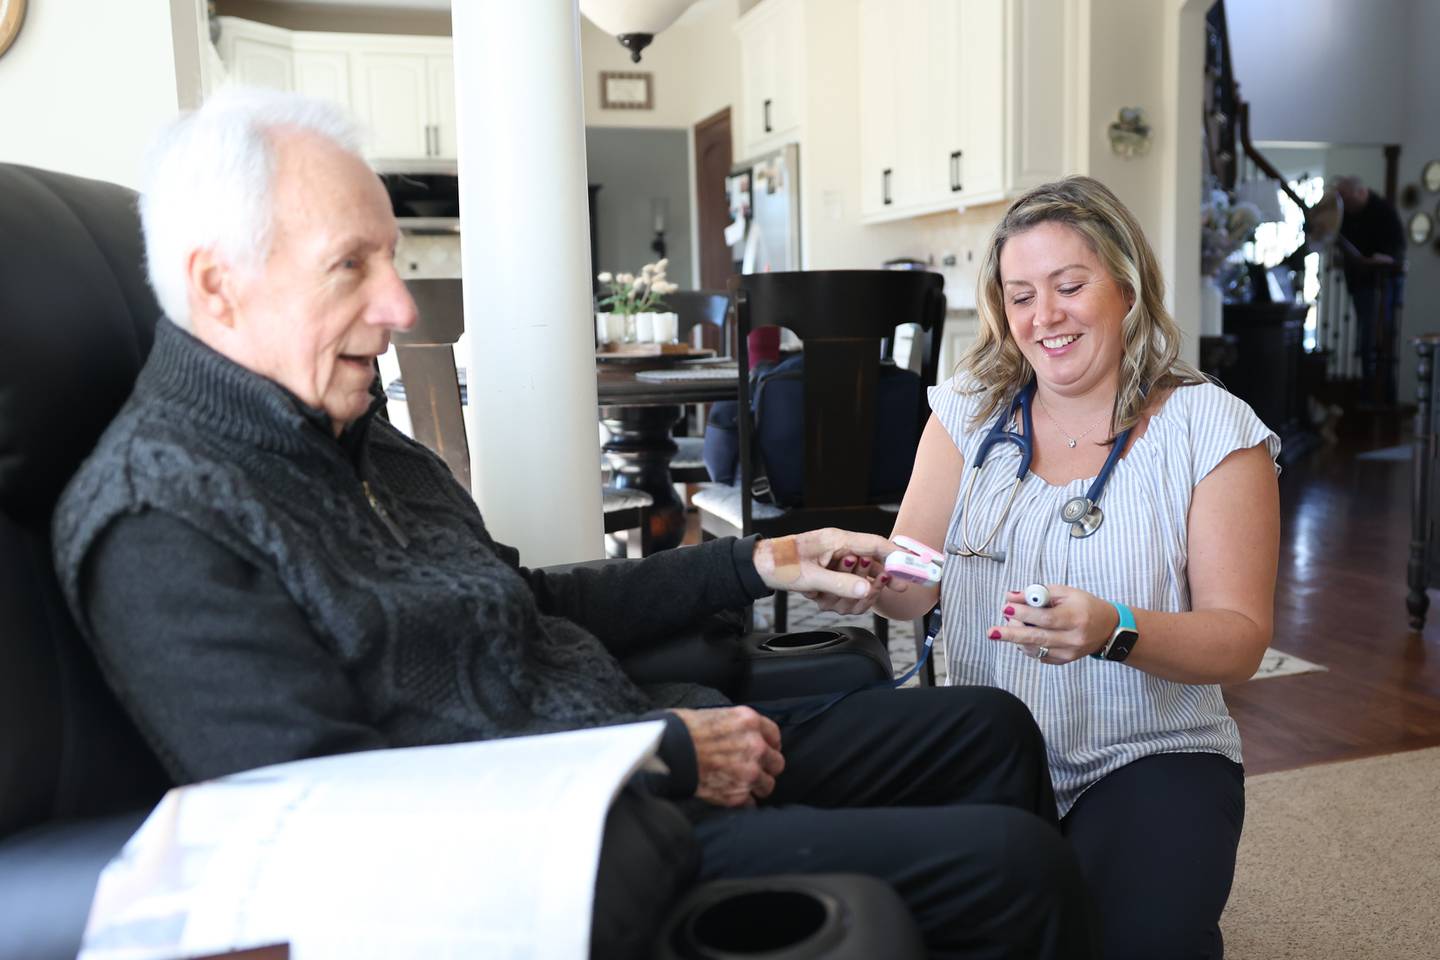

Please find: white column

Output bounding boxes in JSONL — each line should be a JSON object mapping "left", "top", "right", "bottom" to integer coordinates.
{"left": 451, "top": 0, "right": 603, "bottom": 566}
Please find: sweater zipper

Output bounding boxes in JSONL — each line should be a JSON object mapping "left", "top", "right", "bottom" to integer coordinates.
{"left": 363, "top": 480, "right": 410, "bottom": 548}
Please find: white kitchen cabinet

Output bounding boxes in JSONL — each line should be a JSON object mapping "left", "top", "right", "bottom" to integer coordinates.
{"left": 426, "top": 56, "right": 456, "bottom": 160}
{"left": 214, "top": 18, "right": 455, "bottom": 164}
{"left": 351, "top": 46, "right": 455, "bottom": 162}
{"left": 354, "top": 52, "right": 430, "bottom": 159}
{"left": 860, "top": 0, "right": 1070, "bottom": 224}
{"left": 291, "top": 46, "right": 351, "bottom": 112}
{"left": 216, "top": 18, "right": 293, "bottom": 91}
{"left": 858, "top": 0, "right": 898, "bottom": 217}
{"left": 735, "top": 0, "right": 804, "bottom": 160}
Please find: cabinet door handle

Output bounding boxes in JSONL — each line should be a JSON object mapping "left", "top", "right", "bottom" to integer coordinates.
{"left": 950, "top": 150, "right": 963, "bottom": 193}
{"left": 763, "top": 99, "right": 773, "bottom": 133}
{"left": 883, "top": 168, "right": 892, "bottom": 206}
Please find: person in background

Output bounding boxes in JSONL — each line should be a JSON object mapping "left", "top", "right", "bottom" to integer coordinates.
{"left": 1335, "top": 174, "right": 1406, "bottom": 404}
{"left": 854, "top": 176, "right": 1280, "bottom": 959}
{"left": 52, "top": 88, "right": 1098, "bottom": 960}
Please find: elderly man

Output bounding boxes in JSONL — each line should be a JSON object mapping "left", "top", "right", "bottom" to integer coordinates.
{"left": 53, "top": 89, "right": 1095, "bottom": 959}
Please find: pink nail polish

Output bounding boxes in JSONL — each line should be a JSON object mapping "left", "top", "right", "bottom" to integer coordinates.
{"left": 859, "top": 558, "right": 870, "bottom": 568}
{"left": 843, "top": 557, "right": 855, "bottom": 568}
{"left": 989, "top": 629, "right": 1002, "bottom": 640}
{"left": 1003, "top": 606, "right": 1015, "bottom": 617}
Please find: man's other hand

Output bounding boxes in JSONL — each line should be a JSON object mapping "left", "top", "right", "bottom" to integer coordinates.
{"left": 670, "top": 706, "right": 785, "bottom": 807}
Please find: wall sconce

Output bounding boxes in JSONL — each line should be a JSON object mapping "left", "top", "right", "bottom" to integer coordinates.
{"left": 1108, "top": 107, "right": 1152, "bottom": 159}
{"left": 650, "top": 197, "right": 668, "bottom": 259}
{"left": 580, "top": 0, "right": 699, "bottom": 63}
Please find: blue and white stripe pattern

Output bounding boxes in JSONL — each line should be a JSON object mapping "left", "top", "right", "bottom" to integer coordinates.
{"left": 929, "top": 376, "right": 1281, "bottom": 816}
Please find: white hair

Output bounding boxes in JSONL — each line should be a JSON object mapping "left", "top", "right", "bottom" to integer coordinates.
{"left": 139, "top": 86, "right": 365, "bottom": 330}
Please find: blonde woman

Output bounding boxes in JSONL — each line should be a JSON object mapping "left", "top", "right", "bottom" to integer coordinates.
{"left": 872, "top": 176, "right": 1280, "bottom": 959}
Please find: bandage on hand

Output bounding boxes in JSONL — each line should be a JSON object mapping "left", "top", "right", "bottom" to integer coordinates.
{"left": 768, "top": 536, "right": 802, "bottom": 585}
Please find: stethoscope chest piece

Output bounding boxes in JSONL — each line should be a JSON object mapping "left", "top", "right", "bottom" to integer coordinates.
{"left": 1060, "top": 496, "right": 1091, "bottom": 525}
{"left": 1064, "top": 497, "right": 1104, "bottom": 539}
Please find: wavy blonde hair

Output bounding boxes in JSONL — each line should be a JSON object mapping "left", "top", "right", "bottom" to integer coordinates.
{"left": 957, "top": 175, "right": 1203, "bottom": 437}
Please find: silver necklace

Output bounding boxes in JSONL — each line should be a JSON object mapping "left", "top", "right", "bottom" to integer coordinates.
{"left": 1036, "top": 392, "right": 1108, "bottom": 448}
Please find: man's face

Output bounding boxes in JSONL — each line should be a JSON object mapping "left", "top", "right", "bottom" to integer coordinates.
{"left": 219, "top": 131, "right": 417, "bottom": 433}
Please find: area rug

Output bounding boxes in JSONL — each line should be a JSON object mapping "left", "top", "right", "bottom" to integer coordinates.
{"left": 1355, "top": 443, "right": 1413, "bottom": 462}
{"left": 1221, "top": 746, "right": 1440, "bottom": 959}
{"left": 755, "top": 596, "right": 1323, "bottom": 684}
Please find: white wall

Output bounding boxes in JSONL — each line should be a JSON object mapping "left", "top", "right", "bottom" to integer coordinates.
{"left": 1399, "top": 0, "right": 1440, "bottom": 402}
{"left": 1227, "top": 0, "right": 1411, "bottom": 146}
{"left": 0, "top": 0, "right": 185, "bottom": 188}
{"left": 579, "top": 0, "right": 740, "bottom": 131}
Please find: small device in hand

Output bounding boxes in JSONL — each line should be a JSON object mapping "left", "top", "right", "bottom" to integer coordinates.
{"left": 1024, "top": 583, "right": 1050, "bottom": 608}
{"left": 884, "top": 536, "right": 944, "bottom": 586}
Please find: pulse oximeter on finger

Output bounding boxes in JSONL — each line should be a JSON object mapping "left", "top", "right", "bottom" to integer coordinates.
{"left": 884, "top": 536, "right": 944, "bottom": 586}
{"left": 884, "top": 551, "right": 943, "bottom": 585}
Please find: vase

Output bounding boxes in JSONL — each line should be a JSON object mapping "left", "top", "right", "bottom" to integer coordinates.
{"left": 1200, "top": 275, "right": 1224, "bottom": 338}
{"left": 635, "top": 312, "right": 656, "bottom": 343}
{"left": 652, "top": 312, "right": 679, "bottom": 344}
{"left": 622, "top": 312, "right": 638, "bottom": 344}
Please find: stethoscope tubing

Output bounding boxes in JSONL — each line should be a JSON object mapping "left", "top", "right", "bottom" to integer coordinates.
{"left": 949, "top": 379, "right": 1134, "bottom": 559}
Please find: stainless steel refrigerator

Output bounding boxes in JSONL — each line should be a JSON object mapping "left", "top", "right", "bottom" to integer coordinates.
{"left": 725, "top": 143, "right": 801, "bottom": 275}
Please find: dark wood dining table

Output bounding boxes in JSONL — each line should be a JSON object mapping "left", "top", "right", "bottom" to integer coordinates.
{"left": 597, "top": 355, "right": 739, "bottom": 552}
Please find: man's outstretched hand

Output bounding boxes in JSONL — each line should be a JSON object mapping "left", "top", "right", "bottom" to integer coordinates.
{"left": 752, "top": 529, "right": 895, "bottom": 610}
{"left": 670, "top": 706, "right": 785, "bottom": 807}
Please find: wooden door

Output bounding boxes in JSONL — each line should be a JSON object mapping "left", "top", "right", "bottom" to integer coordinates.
{"left": 694, "top": 108, "right": 734, "bottom": 292}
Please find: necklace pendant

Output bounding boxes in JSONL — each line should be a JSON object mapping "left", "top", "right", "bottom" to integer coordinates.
{"left": 1067, "top": 439, "right": 1077, "bottom": 448}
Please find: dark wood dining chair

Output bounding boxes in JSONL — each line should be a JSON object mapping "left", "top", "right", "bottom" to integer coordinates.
{"left": 692, "top": 270, "right": 946, "bottom": 683}
{"left": 396, "top": 280, "right": 652, "bottom": 556}
{"left": 665, "top": 290, "right": 733, "bottom": 486}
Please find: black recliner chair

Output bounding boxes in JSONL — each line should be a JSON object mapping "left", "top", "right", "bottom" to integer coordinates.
{"left": 0, "top": 164, "right": 923, "bottom": 960}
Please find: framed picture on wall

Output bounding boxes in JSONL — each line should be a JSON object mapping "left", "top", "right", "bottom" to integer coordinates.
{"left": 600, "top": 71, "right": 653, "bottom": 111}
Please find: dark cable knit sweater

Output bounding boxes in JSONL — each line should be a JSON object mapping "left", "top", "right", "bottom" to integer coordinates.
{"left": 53, "top": 321, "right": 766, "bottom": 788}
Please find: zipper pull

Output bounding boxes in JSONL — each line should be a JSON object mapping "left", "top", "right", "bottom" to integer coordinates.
{"left": 363, "top": 481, "right": 410, "bottom": 548}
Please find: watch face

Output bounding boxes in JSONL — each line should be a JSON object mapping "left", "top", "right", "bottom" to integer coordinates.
{"left": 1105, "top": 629, "right": 1140, "bottom": 662}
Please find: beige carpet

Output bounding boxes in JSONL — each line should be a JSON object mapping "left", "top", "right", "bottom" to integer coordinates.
{"left": 1222, "top": 747, "right": 1440, "bottom": 959}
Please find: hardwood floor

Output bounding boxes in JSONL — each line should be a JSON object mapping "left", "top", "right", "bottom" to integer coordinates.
{"left": 1223, "top": 415, "right": 1440, "bottom": 775}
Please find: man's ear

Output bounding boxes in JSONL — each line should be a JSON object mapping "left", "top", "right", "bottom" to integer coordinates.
{"left": 186, "top": 248, "right": 238, "bottom": 329}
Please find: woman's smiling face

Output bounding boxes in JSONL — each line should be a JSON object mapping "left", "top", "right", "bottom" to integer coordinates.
{"left": 999, "top": 221, "right": 1134, "bottom": 398}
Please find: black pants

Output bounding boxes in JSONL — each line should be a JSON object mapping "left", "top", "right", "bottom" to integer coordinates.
{"left": 1062, "top": 752, "right": 1245, "bottom": 960}
{"left": 688, "top": 686, "right": 1099, "bottom": 959}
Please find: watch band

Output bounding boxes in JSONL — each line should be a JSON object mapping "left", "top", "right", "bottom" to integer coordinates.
{"left": 1092, "top": 601, "right": 1139, "bottom": 661}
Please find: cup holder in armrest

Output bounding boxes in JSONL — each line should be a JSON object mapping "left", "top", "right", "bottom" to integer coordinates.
{"left": 685, "top": 889, "right": 840, "bottom": 956}
{"left": 656, "top": 874, "right": 926, "bottom": 960}
{"left": 758, "top": 631, "right": 846, "bottom": 652}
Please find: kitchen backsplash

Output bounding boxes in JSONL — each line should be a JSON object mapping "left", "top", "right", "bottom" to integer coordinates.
{"left": 395, "top": 233, "right": 463, "bottom": 279}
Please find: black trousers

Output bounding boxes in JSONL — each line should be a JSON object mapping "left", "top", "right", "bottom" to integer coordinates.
{"left": 1061, "top": 752, "right": 1245, "bottom": 960}
{"left": 689, "top": 686, "right": 1100, "bottom": 959}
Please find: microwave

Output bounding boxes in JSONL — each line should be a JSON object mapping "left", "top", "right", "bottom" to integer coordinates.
{"left": 379, "top": 168, "right": 460, "bottom": 233}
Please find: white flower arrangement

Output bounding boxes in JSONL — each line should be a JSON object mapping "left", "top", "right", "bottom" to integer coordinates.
{"left": 1200, "top": 189, "right": 1262, "bottom": 277}
{"left": 597, "top": 259, "right": 677, "bottom": 315}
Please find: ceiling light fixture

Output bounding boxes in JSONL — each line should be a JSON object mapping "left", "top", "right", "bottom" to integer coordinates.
{"left": 579, "top": 0, "right": 699, "bottom": 63}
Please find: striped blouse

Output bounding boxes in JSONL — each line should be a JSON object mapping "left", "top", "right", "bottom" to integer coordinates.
{"left": 928, "top": 376, "right": 1281, "bottom": 816}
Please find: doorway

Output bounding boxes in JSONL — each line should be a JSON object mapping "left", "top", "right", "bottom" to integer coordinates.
{"left": 694, "top": 108, "right": 733, "bottom": 291}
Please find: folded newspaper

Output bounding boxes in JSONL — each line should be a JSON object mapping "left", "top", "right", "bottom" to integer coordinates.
{"left": 79, "top": 721, "right": 668, "bottom": 960}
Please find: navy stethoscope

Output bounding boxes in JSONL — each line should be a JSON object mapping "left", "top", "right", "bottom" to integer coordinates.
{"left": 947, "top": 379, "right": 1134, "bottom": 562}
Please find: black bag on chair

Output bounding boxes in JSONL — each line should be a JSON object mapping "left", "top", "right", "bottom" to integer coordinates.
{"left": 702, "top": 355, "right": 923, "bottom": 507}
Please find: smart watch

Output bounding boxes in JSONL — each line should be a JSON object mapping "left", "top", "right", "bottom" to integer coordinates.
{"left": 1092, "top": 601, "right": 1139, "bottom": 662}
